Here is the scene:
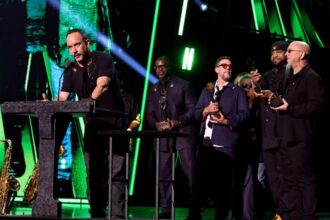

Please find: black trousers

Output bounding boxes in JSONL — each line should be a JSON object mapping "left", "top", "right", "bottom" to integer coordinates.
{"left": 264, "top": 141, "right": 318, "bottom": 220}
{"left": 84, "top": 119, "right": 127, "bottom": 218}
{"left": 158, "top": 146, "right": 196, "bottom": 214}
{"left": 190, "top": 146, "right": 234, "bottom": 220}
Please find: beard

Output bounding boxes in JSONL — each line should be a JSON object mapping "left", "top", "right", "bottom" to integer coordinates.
{"left": 272, "top": 58, "right": 286, "bottom": 67}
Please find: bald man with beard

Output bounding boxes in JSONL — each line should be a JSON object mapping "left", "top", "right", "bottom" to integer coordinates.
{"left": 270, "top": 41, "right": 325, "bottom": 220}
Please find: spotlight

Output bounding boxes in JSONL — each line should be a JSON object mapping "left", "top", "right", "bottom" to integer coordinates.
{"left": 193, "top": 0, "right": 208, "bottom": 12}
{"left": 200, "top": 3, "right": 208, "bottom": 11}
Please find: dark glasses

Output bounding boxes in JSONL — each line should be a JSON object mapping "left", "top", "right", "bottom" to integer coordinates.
{"left": 217, "top": 64, "right": 232, "bottom": 69}
{"left": 154, "top": 64, "right": 166, "bottom": 69}
{"left": 241, "top": 83, "right": 252, "bottom": 89}
{"left": 287, "top": 49, "right": 302, "bottom": 53}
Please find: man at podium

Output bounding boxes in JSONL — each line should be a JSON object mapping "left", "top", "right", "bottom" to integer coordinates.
{"left": 55, "top": 28, "right": 127, "bottom": 219}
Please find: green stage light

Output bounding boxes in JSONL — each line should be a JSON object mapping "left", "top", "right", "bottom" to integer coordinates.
{"left": 178, "top": 0, "right": 189, "bottom": 36}
{"left": 182, "top": 47, "right": 195, "bottom": 71}
{"left": 274, "top": 0, "right": 287, "bottom": 37}
{"left": 130, "top": 0, "right": 161, "bottom": 195}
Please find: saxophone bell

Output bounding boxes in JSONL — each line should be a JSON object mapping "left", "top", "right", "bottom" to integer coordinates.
{"left": 0, "top": 139, "right": 20, "bottom": 215}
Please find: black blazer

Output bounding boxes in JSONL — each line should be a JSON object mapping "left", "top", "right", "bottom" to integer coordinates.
{"left": 146, "top": 75, "right": 197, "bottom": 151}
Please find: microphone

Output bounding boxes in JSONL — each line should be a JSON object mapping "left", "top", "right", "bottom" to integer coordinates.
{"left": 57, "top": 60, "right": 74, "bottom": 101}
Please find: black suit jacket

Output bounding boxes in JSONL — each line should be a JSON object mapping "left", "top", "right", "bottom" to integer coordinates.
{"left": 146, "top": 75, "right": 197, "bottom": 151}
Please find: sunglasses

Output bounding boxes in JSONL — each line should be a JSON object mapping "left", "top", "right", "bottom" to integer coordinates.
{"left": 217, "top": 63, "right": 232, "bottom": 69}
{"left": 241, "top": 83, "right": 252, "bottom": 89}
{"left": 154, "top": 64, "right": 166, "bottom": 69}
{"left": 287, "top": 49, "right": 302, "bottom": 53}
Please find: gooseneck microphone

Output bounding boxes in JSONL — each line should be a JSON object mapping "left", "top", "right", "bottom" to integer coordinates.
{"left": 57, "top": 60, "right": 73, "bottom": 101}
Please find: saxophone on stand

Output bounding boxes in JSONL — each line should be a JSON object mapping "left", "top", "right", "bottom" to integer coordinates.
{"left": 23, "top": 144, "right": 64, "bottom": 204}
{"left": 0, "top": 139, "right": 20, "bottom": 215}
{"left": 23, "top": 163, "right": 38, "bottom": 204}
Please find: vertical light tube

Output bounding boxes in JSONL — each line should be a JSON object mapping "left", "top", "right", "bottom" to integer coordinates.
{"left": 187, "top": 48, "right": 195, "bottom": 71}
{"left": 178, "top": 0, "right": 189, "bottom": 36}
{"left": 130, "top": 0, "right": 161, "bottom": 195}
{"left": 182, "top": 47, "right": 190, "bottom": 70}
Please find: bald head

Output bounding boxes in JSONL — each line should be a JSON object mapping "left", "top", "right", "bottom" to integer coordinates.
{"left": 286, "top": 41, "right": 310, "bottom": 73}
{"left": 291, "top": 41, "right": 310, "bottom": 56}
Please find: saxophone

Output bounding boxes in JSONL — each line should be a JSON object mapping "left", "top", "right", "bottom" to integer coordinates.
{"left": 23, "top": 163, "right": 39, "bottom": 204}
{"left": 23, "top": 144, "right": 64, "bottom": 204}
{"left": 0, "top": 139, "right": 20, "bottom": 215}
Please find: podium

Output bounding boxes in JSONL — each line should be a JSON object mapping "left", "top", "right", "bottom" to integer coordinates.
{"left": 97, "top": 130, "right": 188, "bottom": 220}
{"left": 1, "top": 100, "right": 95, "bottom": 218}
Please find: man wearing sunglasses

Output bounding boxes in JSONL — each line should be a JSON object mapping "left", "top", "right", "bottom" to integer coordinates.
{"left": 146, "top": 55, "right": 198, "bottom": 219}
{"left": 270, "top": 41, "right": 325, "bottom": 220}
{"left": 190, "top": 56, "right": 250, "bottom": 220}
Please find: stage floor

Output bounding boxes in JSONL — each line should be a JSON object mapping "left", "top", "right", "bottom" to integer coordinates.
{"left": 7, "top": 200, "right": 330, "bottom": 220}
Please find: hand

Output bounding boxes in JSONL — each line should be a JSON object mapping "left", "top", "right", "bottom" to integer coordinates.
{"left": 155, "top": 120, "right": 171, "bottom": 131}
{"left": 250, "top": 69, "right": 261, "bottom": 84}
{"left": 260, "top": 90, "right": 273, "bottom": 98}
{"left": 39, "top": 93, "right": 49, "bottom": 102}
{"left": 270, "top": 98, "right": 288, "bottom": 111}
{"left": 202, "top": 102, "right": 219, "bottom": 119}
{"left": 207, "top": 102, "right": 219, "bottom": 114}
{"left": 253, "top": 89, "right": 273, "bottom": 99}
{"left": 209, "top": 111, "right": 229, "bottom": 125}
{"left": 247, "top": 88, "right": 257, "bottom": 99}
{"left": 169, "top": 119, "right": 181, "bottom": 129}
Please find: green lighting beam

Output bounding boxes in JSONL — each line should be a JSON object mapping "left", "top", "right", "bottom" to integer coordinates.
{"left": 182, "top": 47, "right": 190, "bottom": 70}
{"left": 182, "top": 47, "right": 195, "bottom": 71}
{"left": 187, "top": 48, "right": 195, "bottom": 70}
{"left": 274, "top": 0, "right": 288, "bottom": 37}
{"left": 130, "top": 0, "right": 161, "bottom": 195}
{"left": 178, "top": 0, "right": 189, "bottom": 36}
{"left": 250, "top": 0, "right": 259, "bottom": 31}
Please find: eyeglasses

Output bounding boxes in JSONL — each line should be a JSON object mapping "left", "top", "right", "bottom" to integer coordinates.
{"left": 217, "top": 63, "right": 232, "bottom": 69}
{"left": 287, "top": 49, "right": 302, "bottom": 53}
{"left": 154, "top": 64, "right": 166, "bottom": 69}
{"left": 241, "top": 83, "right": 252, "bottom": 89}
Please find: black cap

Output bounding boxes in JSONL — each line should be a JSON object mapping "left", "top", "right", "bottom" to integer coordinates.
{"left": 271, "top": 41, "right": 289, "bottom": 51}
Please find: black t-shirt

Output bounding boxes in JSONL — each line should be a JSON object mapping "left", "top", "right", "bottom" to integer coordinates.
{"left": 61, "top": 51, "right": 125, "bottom": 126}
